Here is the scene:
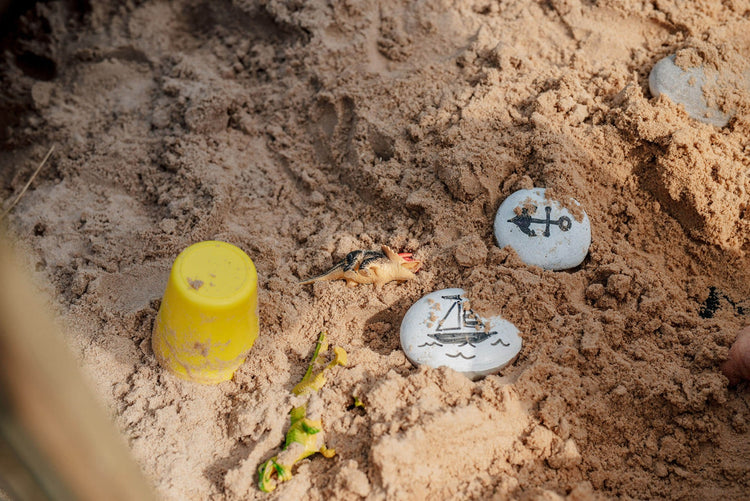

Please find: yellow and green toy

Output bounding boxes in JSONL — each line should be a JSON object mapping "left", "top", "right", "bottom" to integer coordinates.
{"left": 258, "top": 332, "right": 346, "bottom": 493}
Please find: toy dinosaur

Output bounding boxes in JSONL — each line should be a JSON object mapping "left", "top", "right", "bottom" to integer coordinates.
{"left": 258, "top": 332, "right": 347, "bottom": 493}
{"left": 257, "top": 399, "right": 334, "bottom": 493}
{"left": 299, "top": 245, "right": 421, "bottom": 287}
{"left": 292, "top": 333, "right": 347, "bottom": 396}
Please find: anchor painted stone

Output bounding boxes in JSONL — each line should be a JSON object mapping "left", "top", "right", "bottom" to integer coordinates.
{"left": 400, "top": 288, "right": 522, "bottom": 380}
{"left": 508, "top": 206, "right": 572, "bottom": 237}
{"left": 494, "top": 188, "right": 590, "bottom": 270}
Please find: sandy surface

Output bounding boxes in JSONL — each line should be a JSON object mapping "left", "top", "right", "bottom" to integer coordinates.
{"left": 2, "top": 0, "right": 750, "bottom": 499}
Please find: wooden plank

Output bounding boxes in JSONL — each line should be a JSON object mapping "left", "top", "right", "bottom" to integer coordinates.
{"left": 0, "top": 234, "right": 156, "bottom": 501}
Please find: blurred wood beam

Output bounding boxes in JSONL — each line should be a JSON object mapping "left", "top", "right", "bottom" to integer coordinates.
{"left": 0, "top": 234, "right": 156, "bottom": 501}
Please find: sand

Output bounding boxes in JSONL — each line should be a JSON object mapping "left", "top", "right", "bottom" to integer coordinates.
{"left": 1, "top": 0, "right": 749, "bottom": 499}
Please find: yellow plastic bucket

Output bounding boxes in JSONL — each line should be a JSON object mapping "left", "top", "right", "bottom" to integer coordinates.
{"left": 151, "top": 241, "right": 259, "bottom": 384}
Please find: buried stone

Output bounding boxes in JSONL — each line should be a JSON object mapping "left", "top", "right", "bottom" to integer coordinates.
{"left": 494, "top": 188, "right": 591, "bottom": 270}
{"left": 649, "top": 54, "right": 732, "bottom": 127}
{"left": 399, "top": 288, "right": 522, "bottom": 380}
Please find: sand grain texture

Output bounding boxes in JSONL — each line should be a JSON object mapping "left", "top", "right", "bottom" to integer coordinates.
{"left": 1, "top": 0, "right": 749, "bottom": 499}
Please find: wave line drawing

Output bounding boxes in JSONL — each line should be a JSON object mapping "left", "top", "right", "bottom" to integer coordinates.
{"left": 491, "top": 338, "right": 510, "bottom": 346}
{"left": 445, "top": 352, "right": 476, "bottom": 360}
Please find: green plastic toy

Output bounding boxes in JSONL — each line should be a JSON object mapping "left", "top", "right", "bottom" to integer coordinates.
{"left": 258, "top": 332, "right": 346, "bottom": 493}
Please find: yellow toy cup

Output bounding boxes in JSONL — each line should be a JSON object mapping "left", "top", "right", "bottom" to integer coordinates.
{"left": 151, "top": 241, "right": 259, "bottom": 384}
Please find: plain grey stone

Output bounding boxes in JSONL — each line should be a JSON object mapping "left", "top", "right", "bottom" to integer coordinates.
{"left": 649, "top": 54, "right": 731, "bottom": 127}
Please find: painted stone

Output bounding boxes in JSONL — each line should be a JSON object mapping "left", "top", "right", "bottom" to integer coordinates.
{"left": 399, "top": 288, "right": 522, "bottom": 380}
{"left": 494, "top": 188, "right": 590, "bottom": 270}
{"left": 649, "top": 54, "right": 731, "bottom": 127}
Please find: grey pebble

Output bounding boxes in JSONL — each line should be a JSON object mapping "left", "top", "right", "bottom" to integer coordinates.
{"left": 649, "top": 54, "right": 731, "bottom": 127}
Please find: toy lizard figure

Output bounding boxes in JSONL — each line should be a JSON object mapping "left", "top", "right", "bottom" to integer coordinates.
{"left": 299, "top": 244, "right": 421, "bottom": 287}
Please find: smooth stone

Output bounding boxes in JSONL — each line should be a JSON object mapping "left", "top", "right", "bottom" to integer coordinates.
{"left": 400, "top": 288, "right": 522, "bottom": 380}
{"left": 649, "top": 54, "right": 731, "bottom": 127}
{"left": 494, "top": 188, "right": 590, "bottom": 270}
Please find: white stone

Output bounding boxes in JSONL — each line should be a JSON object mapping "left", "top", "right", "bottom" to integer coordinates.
{"left": 494, "top": 188, "right": 590, "bottom": 270}
{"left": 649, "top": 54, "right": 731, "bottom": 127}
{"left": 400, "top": 288, "right": 522, "bottom": 380}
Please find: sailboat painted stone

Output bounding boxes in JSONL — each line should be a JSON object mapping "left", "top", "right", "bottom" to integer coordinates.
{"left": 399, "top": 288, "right": 522, "bottom": 380}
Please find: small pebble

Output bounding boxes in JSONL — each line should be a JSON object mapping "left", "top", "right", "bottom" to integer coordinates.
{"left": 493, "top": 188, "right": 590, "bottom": 270}
{"left": 400, "top": 288, "right": 522, "bottom": 380}
{"left": 649, "top": 54, "right": 731, "bottom": 127}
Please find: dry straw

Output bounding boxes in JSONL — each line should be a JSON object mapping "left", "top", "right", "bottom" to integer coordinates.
{"left": 0, "top": 145, "right": 55, "bottom": 221}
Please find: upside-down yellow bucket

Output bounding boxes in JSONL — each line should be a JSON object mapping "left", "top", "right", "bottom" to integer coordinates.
{"left": 151, "top": 241, "right": 259, "bottom": 384}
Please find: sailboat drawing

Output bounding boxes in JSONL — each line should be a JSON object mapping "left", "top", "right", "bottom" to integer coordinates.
{"left": 422, "top": 295, "right": 507, "bottom": 348}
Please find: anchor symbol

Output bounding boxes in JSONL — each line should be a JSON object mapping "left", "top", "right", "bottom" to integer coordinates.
{"left": 507, "top": 206, "right": 571, "bottom": 237}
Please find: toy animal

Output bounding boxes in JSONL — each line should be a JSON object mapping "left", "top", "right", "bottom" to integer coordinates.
{"left": 299, "top": 245, "right": 421, "bottom": 287}
{"left": 257, "top": 332, "right": 345, "bottom": 493}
